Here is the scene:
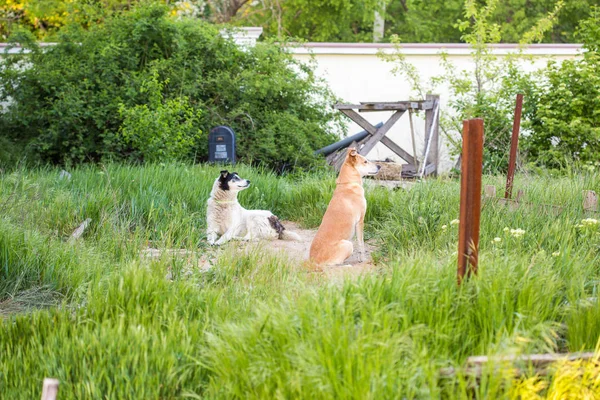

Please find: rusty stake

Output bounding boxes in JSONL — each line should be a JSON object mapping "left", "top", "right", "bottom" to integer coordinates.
{"left": 505, "top": 94, "right": 523, "bottom": 199}
{"left": 458, "top": 119, "right": 484, "bottom": 285}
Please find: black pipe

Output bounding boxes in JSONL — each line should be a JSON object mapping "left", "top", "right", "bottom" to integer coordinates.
{"left": 315, "top": 122, "right": 383, "bottom": 156}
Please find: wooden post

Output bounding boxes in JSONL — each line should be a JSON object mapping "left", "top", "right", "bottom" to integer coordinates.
{"left": 41, "top": 378, "right": 59, "bottom": 400}
{"left": 583, "top": 190, "right": 598, "bottom": 212}
{"left": 457, "top": 119, "right": 484, "bottom": 285}
{"left": 424, "top": 94, "right": 440, "bottom": 175}
{"left": 505, "top": 94, "right": 523, "bottom": 199}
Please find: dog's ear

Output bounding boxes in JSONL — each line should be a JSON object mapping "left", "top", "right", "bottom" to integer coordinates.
{"left": 348, "top": 147, "right": 358, "bottom": 157}
{"left": 220, "top": 170, "right": 229, "bottom": 179}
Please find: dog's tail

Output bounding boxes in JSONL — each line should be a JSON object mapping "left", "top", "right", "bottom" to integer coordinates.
{"left": 280, "top": 230, "right": 301, "bottom": 241}
{"left": 268, "top": 215, "right": 301, "bottom": 241}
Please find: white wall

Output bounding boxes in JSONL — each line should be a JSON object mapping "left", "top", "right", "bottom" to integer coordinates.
{"left": 289, "top": 43, "right": 582, "bottom": 172}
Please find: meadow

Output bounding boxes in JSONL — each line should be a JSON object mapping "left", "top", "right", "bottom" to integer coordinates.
{"left": 1, "top": 163, "right": 599, "bottom": 398}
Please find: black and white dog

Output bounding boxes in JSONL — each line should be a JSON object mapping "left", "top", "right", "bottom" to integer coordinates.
{"left": 206, "top": 171, "right": 300, "bottom": 245}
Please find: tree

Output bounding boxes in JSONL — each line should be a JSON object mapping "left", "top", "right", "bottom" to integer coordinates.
{"left": 525, "top": 7, "right": 600, "bottom": 168}
{"left": 232, "top": 0, "right": 593, "bottom": 43}
{"left": 232, "top": 0, "right": 386, "bottom": 41}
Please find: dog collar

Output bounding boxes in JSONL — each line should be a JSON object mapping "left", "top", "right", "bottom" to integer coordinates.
{"left": 337, "top": 182, "right": 362, "bottom": 188}
{"left": 213, "top": 200, "right": 237, "bottom": 204}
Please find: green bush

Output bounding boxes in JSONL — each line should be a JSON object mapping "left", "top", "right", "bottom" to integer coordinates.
{"left": 525, "top": 8, "right": 600, "bottom": 168}
{"left": 0, "top": 4, "right": 340, "bottom": 170}
{"left": 118, "top": 72, "right": 202, "bottom": 162}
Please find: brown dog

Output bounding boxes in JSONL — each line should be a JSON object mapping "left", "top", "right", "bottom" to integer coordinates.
{"left": 309, "top": 148, "right": 380, "bottom": 266}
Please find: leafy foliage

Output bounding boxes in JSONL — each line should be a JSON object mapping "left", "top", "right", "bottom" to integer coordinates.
{"left": 381, "top": 0, "right": 554, "bottom": 173}
{"left": 234, "top": 0, "right": 385, "bottom": 42}
{"left": 3, "top": 0, "right": 594, "bottom": 44}
{"left": 118, "top": 73, "right": 203, "bottom": 163}
{"left": 233, "top": 0, "right": 594, "bottom": 44}
{"left": 525, "top": 7, "right": 600, "bottom": 168}
{"left": 0, "top": 5, "right": 341, "bottom": 170}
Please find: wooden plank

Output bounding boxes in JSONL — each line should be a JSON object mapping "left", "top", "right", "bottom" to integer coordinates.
{"left": 41, "top": 378, "right": 59, "bottom": 400}
{"left": 422, "top": 163, "right": 436, "bottom": 176}
{"left": 335, "top": 101, "right": 433, "bottom": 111}
{"left": 358, "top": 110, "right": 405, "bottom": 156}
{"left": 325, "top": 151, "right": 339, "bottom": 164}
{"left": 328, "top": 148, "right": 346, "bottom": 168}
{"left": 333, "top": 141, "right": 358, "bottom": 171}
{"left": 457, "top": 119, "right": 484, "bottom": 285}
{"left": 380, "top": 136, "right": 416, "bottom": 164}
{"left": 424, "top": 94, "right": 440, "bottom": 176}
{"left": 505, "top": 93, "right": 523, "bottom": 199}
{"left": 358, "top": 101, "right": 434, "bottom": 112}
{"left": 400, "top": 163, "right": 434, "bottom": 178}
{"left": 69, "top": 218, "right": 92, "bottom": 242}
{"left": 334, "top": 103, "right": 367, "bottom": 110}
{"left": 338, "top": 109, "right": 377, "bottom": 135}
{"left": 440, "top": 352, "right": 595, "bottom": 378}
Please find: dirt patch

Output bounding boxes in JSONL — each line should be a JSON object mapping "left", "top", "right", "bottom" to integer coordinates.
{"left": 142, "top": 221, "right": 378, "bottom": 280}
{"left": 258, "top": 221, "right": 377, "bottom": 280}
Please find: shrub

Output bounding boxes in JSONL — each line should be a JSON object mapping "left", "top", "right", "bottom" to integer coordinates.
{"left": 525, "top": 7, "right": 600, "bottom": 168}
{"left": 118, "top": 72, "right": 202, "bottom": 163}
{"left": 0, "top": 4, "right": 341, "bottom": 170}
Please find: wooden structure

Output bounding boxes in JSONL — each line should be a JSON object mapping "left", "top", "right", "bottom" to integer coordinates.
{"left": 457, "top": 118, "right": 484, "bottom": 285}
{"left": 330, "top": 94, "right": 440, "bottom": 178}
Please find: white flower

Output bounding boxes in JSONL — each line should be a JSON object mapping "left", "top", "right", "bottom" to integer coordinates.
{"left": 441, "top": 225, "right": 448, "bottom": 230}
{"left": 493, "top": 237, "right": 502, "bottom": 243}
{"left": 503, "top": 227, "right": 509, "bottom": 232}
{"left": 552, "top": 251, "right": 560, "bottom": 257}
{"left": 582, "top": 218, "right": 599, "bottom": 226}
{"left": 510, "top": 228, "right": 526, "bottom": 238}
{"left": 450, "top": 219, "right": 460, "bottom": 226}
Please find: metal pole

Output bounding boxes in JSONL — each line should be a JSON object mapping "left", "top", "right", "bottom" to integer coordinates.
{"left": 458, "top": 118, "right": 484, "bottom": 285}
{"left": 420, "top": 101, "right": 439, "bottom": 177}
{"left": 505, "top": 94, "right": 523, "bottom": 199}
{"left": 408, "top": 109, "right": 419, "bottom": 174}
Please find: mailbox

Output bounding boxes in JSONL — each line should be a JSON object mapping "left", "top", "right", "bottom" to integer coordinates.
{"left": 208, "top": 126, "right": 236, "bottom": 164}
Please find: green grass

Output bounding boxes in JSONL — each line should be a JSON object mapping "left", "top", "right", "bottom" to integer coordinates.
{"left": 1, "top": 163, "right": 599, "bottom": 398}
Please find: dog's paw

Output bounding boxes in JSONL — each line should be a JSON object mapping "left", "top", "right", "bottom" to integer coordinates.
{"left": 214, "top": 237, "right": 229, "bottom": 246}
{"left": 206, "top": 233, "right": 218, "bottom": 245}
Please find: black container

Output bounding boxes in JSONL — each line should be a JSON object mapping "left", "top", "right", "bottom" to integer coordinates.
{"left": 208, "top": 126, "right": 236, "bottom": 164}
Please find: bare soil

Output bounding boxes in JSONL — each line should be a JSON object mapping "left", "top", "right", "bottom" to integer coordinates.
{"left": 142, "top": 221, "right": 378, "bottom": 280}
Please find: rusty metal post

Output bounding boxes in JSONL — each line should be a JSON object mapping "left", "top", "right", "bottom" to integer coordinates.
{"left": 505, "top": 94, "right": 523, "bottom": 199}
{"left": 458, "top": 119, "right": 484, "bottom": 285}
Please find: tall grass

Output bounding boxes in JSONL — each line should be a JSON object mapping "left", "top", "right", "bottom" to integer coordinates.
{"left": 0, "top": 163, "right": 599, "bottom": 398}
